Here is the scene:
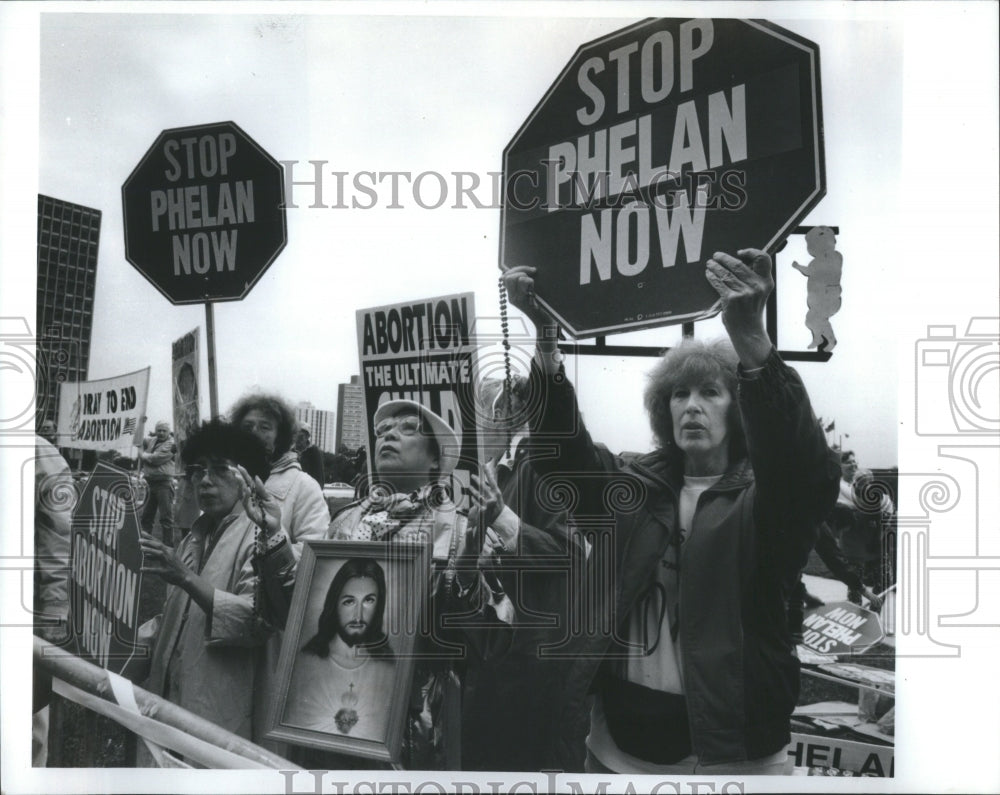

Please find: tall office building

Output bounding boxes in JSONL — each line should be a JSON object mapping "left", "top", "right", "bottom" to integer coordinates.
{"left": 294, "top": 401, "right": 336, "bottom": 453}
{"left": 36, "top": 195, "right": 102, "bottom": 427}
{"left": 336, "top": 375, "right": 365, "bottom": 453}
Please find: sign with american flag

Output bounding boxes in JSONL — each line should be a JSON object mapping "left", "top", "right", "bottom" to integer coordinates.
{"left": 55, "top": 367, "right": 150, "bottom": 451}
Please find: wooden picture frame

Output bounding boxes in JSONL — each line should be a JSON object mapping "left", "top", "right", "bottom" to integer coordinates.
{"left": 264, "top": 539, "right": 430, "bottom": 764}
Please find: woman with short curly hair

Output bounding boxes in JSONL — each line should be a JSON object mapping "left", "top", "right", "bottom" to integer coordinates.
{"left": 229, "top": 391, "right": 330, "bottom": 549}
{"left": 643, "top": 337, "right": 747, "bottom": 466}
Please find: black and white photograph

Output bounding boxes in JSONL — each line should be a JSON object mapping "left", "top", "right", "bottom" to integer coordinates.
{"left": 0, "top": 1, "right": 997, "bottom": 793}
{"left": 266, "top": 541, "right": 429, "bottom": 764}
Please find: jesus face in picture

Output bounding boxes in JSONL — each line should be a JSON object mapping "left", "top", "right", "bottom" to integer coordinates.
{"left": 301, "top": 558, "right": 393, "bottom": 662}
{"left": 335, "top": 575, "right": 380, "bottom": 647}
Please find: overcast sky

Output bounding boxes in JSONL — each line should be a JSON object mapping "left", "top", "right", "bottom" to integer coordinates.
{"left": 1, "top": 2, "right": 998, "bottom": 792}
{"left": 17, "top": 6, "right": 934, "bottom": 468}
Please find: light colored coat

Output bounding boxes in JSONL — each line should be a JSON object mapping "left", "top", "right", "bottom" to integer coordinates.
{"left": 140, "top": 435, "right": 176, "bottom": 480}
{"left": 146, "top": 505, "right": 276, "bottom": 741}
{"left": 266, "top": 452, "right": 330, "bottom": 551}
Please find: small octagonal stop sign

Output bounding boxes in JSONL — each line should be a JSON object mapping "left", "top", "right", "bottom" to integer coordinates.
{"left": 500, "top": 18, "right": 825, "bottom": 338}
{"left": 122, "top": 121, "right": 286, "bottom": 305}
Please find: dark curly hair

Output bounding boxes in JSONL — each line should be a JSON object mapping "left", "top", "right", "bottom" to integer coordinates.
{"left": 180, "top": 419, "right": 270, "bottom": 481}
{"left": 643, "top": 337, "right": 747, "bottom": 465}
{"left": 228, "top": 392, "right": 298, "bottom": 458}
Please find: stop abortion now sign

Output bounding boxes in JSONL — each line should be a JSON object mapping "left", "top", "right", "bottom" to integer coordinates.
{"left": 122, "top": 121, "right": 286, "bottom": 304}
{"left": 801, "top": 601, "right": 885, "bottom": 656}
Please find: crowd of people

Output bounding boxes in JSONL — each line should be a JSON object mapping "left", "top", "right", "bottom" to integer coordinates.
{"left": 33, "top": 247, "right": 897, "bottom": 774}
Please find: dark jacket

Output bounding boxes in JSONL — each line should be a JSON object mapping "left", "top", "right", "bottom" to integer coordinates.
{"left": 297, "top": 443, "right": 325, "bottom": 487}
{"left": 814, "top": 521, "right": 865, "bottom": 591}
{"left": 532, "top": 349, "right": 841, "bottom": 767}
{"left": 460, "top": 441, "right": 590, "bottom": 772}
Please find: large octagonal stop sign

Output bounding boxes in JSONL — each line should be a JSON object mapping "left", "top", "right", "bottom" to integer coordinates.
{"left": 501, "top": 18, "right": 825, "bottom": 337}
{"left": 122, "top": 121, "right": 286, "bottom": 304}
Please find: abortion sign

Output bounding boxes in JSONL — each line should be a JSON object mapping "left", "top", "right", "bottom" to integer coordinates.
{"left": 356, "top": 293, "right": 480, "bottom": 509}
{"left": 69, "top": 462, "right": 145, "bottom": 679}
{"left": 55, "top": 368, "right": 150, "bottom": 451}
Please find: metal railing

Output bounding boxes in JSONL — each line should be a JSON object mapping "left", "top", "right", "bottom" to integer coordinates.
{"left": 34, "top": 636, "right": 300, "bottom": 769}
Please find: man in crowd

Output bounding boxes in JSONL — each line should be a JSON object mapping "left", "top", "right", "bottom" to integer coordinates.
{"left": 789, "top": 449, "right": 891, "bottom": 632}
{"left": 139, "top": 421, "right": 177, "bottom": 544}
{"left": 38, "top": 419, "right": 58, "bottom": 446}
{"left": 833, "top": 450, "right": 895, "bottom": 604}
{"left": 503, "top": 248, "right": 840, "bottom": 774}
{"left": 295, "top": 421, "right": 325, "bottom": 487}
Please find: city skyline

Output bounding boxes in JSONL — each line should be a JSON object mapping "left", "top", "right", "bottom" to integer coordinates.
{"left": 35, "top": 194, "right": 101, "bottom": 428}
{"left": 293, "top": 399, "right": 337, "bottom": 454}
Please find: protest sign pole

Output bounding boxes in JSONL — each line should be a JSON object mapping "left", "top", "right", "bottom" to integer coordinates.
{"left": 205, "top": 302, "right": 219, "bottom": 418}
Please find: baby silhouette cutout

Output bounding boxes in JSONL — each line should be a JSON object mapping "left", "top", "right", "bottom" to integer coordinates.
{"left": 792, "top": 226, "right": 843, "bottom": 351}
